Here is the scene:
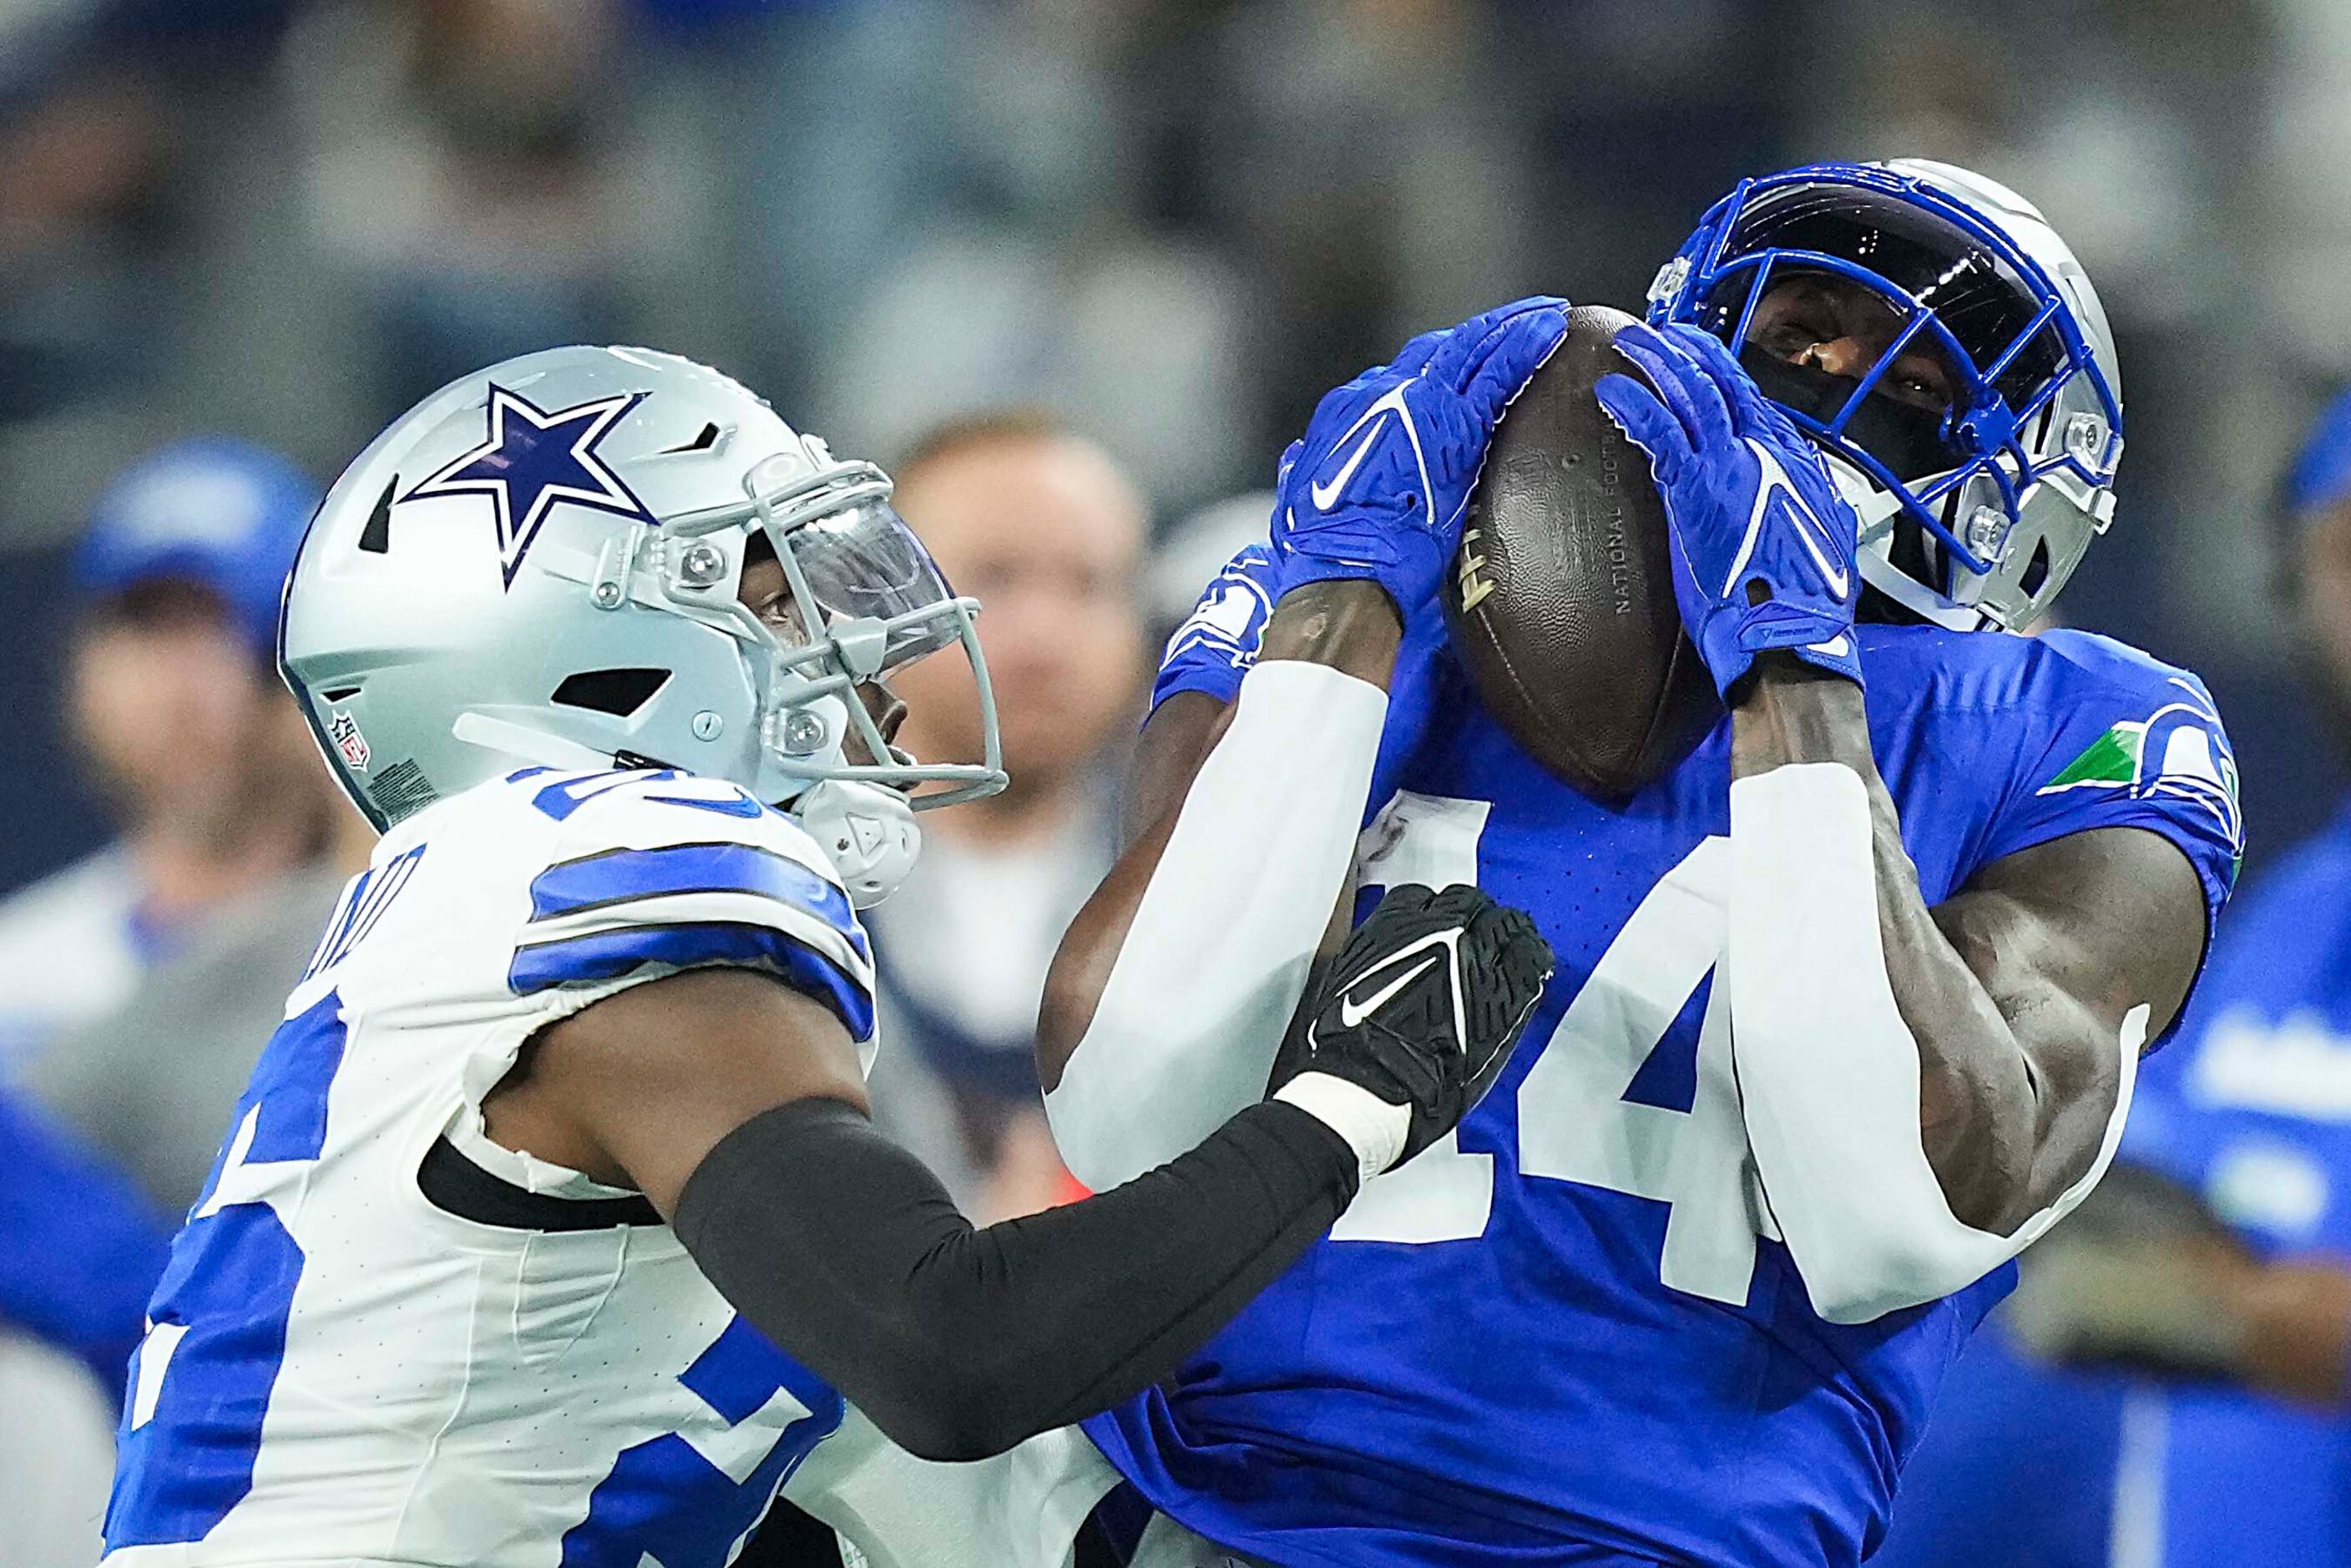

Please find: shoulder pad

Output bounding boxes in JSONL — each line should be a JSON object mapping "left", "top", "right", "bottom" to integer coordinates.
{"left": 498, "top": 768, "right": 873, "bottom": 1039}
{"left": 1986, "top": 631, "right": 2241, "bottom": 951}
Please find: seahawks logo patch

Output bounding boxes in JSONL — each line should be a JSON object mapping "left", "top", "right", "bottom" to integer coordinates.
{"left": 2037, "top": 679, "right": 2242, "bottom": 859}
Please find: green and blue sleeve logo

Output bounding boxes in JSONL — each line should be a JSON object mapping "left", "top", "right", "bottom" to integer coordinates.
{"left": 2037, "top": 679, "right": 2242, "bottom": 864}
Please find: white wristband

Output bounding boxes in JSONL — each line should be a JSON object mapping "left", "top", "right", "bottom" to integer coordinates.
{"left": 1274, "top": 1073, "right": 1410, "bottom": 1191}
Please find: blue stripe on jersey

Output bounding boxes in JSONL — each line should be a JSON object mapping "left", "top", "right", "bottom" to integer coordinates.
{"left": 527, "top": 842, "right": 859, "bottom": 951}
{"left": 107, "top": 991, "right": 348, "bottom": 1550}
{"left": 559, "top": 1317, "right": 845, "bottom": 1568}
{"left": 507, "top": 922, "right": 875, "bottom": 1039}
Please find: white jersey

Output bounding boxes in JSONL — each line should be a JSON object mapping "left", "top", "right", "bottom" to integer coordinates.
{"left": 99, "top": 766, "right": 1115, "bottom": 1568}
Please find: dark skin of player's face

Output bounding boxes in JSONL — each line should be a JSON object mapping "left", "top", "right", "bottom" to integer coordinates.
{"left": 1743, "top": 274, "right": 1961, "bottom": 416}
{"left": 738, "top": 550, "right": 909, "bottom": 764}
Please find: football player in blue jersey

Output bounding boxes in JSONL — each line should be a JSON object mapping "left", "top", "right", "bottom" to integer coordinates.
{"left": 1039, "top": 159, "right": 2242, "bottom": 1568}
{"left": 98, "top": 343, "right": 1557, "bottom": 1568}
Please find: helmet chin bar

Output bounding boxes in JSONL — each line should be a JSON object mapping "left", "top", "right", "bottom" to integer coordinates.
{"left": 792, "top": 778, "right": 922, "bottom": 908}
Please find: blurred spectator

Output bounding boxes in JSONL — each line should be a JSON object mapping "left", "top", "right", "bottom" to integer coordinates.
{"left": 864, "top": 412, "right": 1148, "bottom": 1217}
{"left": 0, "top": 439, "right": 329, "bottom": 1078}
{"left": 0, "top": 1089, "right": 170, "bottom": 1393}
{"left": 27, "top": 827, "right": 372, "bottom": 1214}
{"left": 0, "top": 47, "right": 168, "bottom": 429}
{"left": 1875, "top": 387, "right": 2351, "bottom": 1566}
{"left": 0, "top": 1327, "right": 120, "bottom": 1568}
{"left": 283, "top": 0, "right": 636, "bottom": 409}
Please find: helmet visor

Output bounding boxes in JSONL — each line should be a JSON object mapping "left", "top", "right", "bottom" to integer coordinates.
{"left": 1705, "top": 182, "right": 2063, "bottom": 409}
{"left": 779, "top": 499, "right": 963, "bottom": 670}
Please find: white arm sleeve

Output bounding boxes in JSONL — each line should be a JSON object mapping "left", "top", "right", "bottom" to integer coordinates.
{"left": 1044, "top": 659, "right": 1388, "bottom": 1191}
{"left": 1728, "top": 762, "right": 2145, "bottom": 1324}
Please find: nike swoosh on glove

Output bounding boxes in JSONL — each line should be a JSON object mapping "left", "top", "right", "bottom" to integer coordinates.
{"left": 1267, "top": 883, "right": 1555, "bottom": 1164}
{"left": 1593, "top": 321, "right": 1867, "bottom": 695}
{"left": 1273, "top": 298, "right": 1570, "bottom": 615}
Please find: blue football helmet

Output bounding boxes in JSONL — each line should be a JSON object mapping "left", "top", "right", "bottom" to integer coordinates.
{"left": 1649, "top": 159, "right": 2122, "bottom": 630}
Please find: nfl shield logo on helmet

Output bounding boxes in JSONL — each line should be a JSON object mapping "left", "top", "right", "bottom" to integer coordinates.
{"left": 330, "top": 709, "right": 371, "bottom": 771}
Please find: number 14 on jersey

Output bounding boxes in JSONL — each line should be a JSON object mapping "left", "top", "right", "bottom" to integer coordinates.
{"left": 1333, "top": 792, "right": 1771, "bottom": 1308}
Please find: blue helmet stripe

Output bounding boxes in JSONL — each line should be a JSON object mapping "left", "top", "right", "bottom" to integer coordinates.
{"left": 508, "top": 922, "right": 875, "bottom": 1039}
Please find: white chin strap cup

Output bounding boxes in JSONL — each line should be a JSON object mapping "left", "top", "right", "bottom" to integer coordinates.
{"left": 793, "top": 779, "right": 922, "bottom": 908}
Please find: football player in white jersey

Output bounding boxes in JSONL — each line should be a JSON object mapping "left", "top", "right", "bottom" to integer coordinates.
{"left": 97, "top": 342, "right": 1555, "bottom": 1568}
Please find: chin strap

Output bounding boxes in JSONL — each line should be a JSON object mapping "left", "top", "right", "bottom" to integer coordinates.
{"left": 1828, "top": 453, "right": 1992, "bottom": 633}
{"left": 793, "top": 780, "right": 922, "bottom": 909}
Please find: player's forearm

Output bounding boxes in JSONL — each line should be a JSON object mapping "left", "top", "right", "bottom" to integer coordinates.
{"left": 1037, "top": 583, "right": 1398, "bottom": 1189}
{"left": 1730, "top": 655, "right": 2038, "bottom": 1228}
{"left": 671, "top": 1095, "right": 1358, "bottom": 1462}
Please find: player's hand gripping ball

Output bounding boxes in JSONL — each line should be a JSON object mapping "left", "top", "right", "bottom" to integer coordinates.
{"left": 1595, "top": 321, "right": 1867, "bottom": 696}
{"left": 1269, "top": 884, "right": 1555, "bottom": 1165}
{"left": 1273, "top": 298, "right": 1570, "bottom": 615}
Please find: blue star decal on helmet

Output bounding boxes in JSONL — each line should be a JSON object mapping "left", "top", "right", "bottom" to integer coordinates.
{"left": 402, "top": 383, "right": 657, "bottom": 585}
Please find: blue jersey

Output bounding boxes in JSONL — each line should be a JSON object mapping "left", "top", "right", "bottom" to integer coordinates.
{"left": 1097, "top": 571, "right": 2242, "bottom": 1568}
{"left": 2106, "top": 794, "right": 2351, "bottom": 1563}
{"left": 0, "top": 1090, "right": 169, "bottom": 1392}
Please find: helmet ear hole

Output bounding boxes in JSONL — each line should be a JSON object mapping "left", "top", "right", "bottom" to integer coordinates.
{"left": 2020, "top": 537, "right": 2053, "bottom": 599}
{"left": 550, "top": 668, "right": 672, "bottom": 717}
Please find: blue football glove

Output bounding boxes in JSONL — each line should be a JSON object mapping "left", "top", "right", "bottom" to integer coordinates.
{"left": 1273, "top": 298, "right": 1570, "bottom": 614}
{"left": 1593, "top": 321, "right": 1866, "bottom": 695}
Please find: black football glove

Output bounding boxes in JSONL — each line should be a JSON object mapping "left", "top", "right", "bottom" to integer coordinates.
{"left": 1268, "top": 883, "right": 1554, "bottom": 1165}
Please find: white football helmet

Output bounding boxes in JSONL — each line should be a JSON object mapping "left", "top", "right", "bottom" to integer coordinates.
{"left": 280, "top": 345, "right": 1004, "bottom": 905}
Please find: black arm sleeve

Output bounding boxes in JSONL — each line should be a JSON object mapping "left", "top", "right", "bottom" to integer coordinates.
{"left": 670, "top": 1095, "right": 1357, "bottom": 1463}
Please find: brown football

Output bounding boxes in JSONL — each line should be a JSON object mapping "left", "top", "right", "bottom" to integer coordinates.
{"left": 1444, "top": 303, "right": 1718, "bottom": 802}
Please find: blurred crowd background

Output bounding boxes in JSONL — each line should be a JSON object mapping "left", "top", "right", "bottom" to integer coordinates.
{"left": 3, "top": 0, "right": 2351, "bottom": 1564}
